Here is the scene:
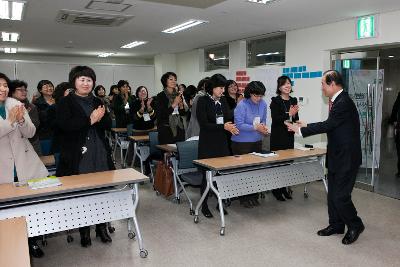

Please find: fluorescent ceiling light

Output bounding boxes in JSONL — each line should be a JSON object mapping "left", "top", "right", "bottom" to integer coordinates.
{"left": 0, "top": 1, "right": 25, "bottom": 20}
{"left": 4, "top": 47, "right": 17, "bottom": 53}
{"left": 256, "top": 52, "right": 280, "bottom": 57}
{"left": 213, "top": 56, "right": 228, "bottom": 61}
{"left": 98, "top": 52, "right": 115, "bottom": 58}
{"left": 388, "top": 55, "right": 395, "bottom": 58}
{"left": 162, "top": 20, "right": 208, "bottom": 34}
{"left": 1, "top": 31, "right": 19, "bottom": 42}
{"left": 247, "top": 0, "right": 276, "bottom": 4}
{"left": 121, "top": 41, "right": 147, "bottom": 49}
{"left": 208, "top": 53, "right": 215, "bottom": 59}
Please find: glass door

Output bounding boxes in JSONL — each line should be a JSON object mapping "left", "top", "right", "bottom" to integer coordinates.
{"left": 331, "top": 51, "right": 384, "bottom": 190}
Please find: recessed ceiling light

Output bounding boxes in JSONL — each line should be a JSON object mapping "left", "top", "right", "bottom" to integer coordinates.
{"left": 208, "top": 53, "right": 215, "bottom": 59}
{"left": 1, "top": 31, "right": 19, "bottom": 42}
{"left": 4, "top": 47, "right": 17, "bottom": 53}
{"left": 247, "top": 0, "right": 277, "bottom": 4}
{"left": 388, "top": 55, "right": 395, "bottom": 58}
{"left": 98, "top": 52, "right": 115, "bottom": 58}
{"left": 0, "top": 1, "right": 25, "bottom": 21}
{"left": 162, "top": 20, "right": 208, "bottom": 34}
{"left": 120, "top": 41, "right": 147, "bottom": 49}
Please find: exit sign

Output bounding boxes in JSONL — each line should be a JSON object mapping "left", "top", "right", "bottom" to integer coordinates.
{"left": 357, "top": 15, "right": 376, "bottom": 39}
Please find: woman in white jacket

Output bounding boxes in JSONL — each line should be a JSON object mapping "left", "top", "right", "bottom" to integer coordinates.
{"left": 0, "top": 72, "right": 48, "bottom": 258}
{"left": 0, "top": 72, "right": 48, "bottom": 183}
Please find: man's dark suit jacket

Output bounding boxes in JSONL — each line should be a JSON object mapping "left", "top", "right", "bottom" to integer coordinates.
{"left": 301, "top": 91, "right": 362, "bottom": 173}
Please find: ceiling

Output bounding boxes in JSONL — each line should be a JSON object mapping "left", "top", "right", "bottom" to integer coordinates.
{"left": 1, "top": 0, "right": 400, "bottom": 59}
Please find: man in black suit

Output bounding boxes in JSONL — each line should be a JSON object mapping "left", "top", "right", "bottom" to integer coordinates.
{"left": 285, "top": 70, "right": 364, "bottom": 245}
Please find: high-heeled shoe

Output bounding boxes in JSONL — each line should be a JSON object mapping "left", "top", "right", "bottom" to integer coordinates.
{"left": 79, "top": 227, "right": 92, "bottom": 248}
{"left": 96, "top": 227, "right": 112, "bottom": 243}
{"left": 28, "top": 239, "right": 44, "bottom": 258}
{"left": 202, "top": 205, "right": 213, "bottom": 218}
{"left": 282, "top": 187, "right": 293, "bottom": 200}
{"left": 272, "top": 189, "right": 286, "bottom": 201}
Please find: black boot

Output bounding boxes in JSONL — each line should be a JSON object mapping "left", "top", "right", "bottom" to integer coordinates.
{"left": 96, "top": 224, "right": 112, "bottom": 243}
{"left": 282, "top": 187, "right": 293, "bottom": 200}
{"left": 201, "top": 204, "right": 213, "bottom": 218}
{"left": 272, "top": 189, "right": 285, "bottom": 201}
{"left": 79, "top": 226, "right": 92, "bottom": 247}
{"left": 28, "top": 238, "right": 44, "bottom": 258}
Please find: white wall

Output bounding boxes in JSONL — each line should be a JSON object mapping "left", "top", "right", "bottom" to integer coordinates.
{"left": 0, "top": 54, "right": 156, "bottom": 98}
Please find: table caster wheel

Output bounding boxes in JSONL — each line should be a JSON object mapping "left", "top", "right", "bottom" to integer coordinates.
{"left": 140, "top": 249, "right": 148, "bottom": 258}
{"left": 156, "top": 191, "right": 161, "bottom": 196}
{"left": 42, "top": 240, "right": 48, "bottom": 246}
{"left": 173, "top": 197, "right": 180, "bottom": 204}
{"left": 190, "top": 209, "right": 194, "bottom": 215}
{"left": 67, "top": 235, "right": 74, "bottom": 243}
{"left": 304, "top": 192, "right": 309, "bottom": 198}
{"left": 194, "top": 215, "right": 199, "bottom": 224}
{"left": 128, "top": 232, "right": 136, "bottom": 239}
{"left": 220, "top": 227, "right": 225, "bottom": 236}
{"left": 108, "top": 226, "right": 115, "bottom": 233}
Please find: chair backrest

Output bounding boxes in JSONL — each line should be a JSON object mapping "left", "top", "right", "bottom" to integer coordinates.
{"left": 127, "top": 123, "right": 133, "bottom": 136}
{"left": 40, "top": 139, "right": 53, "bottom": 156}
{"left": 176, "top": 140, "right": 199, "bottom": 169}
{"left": 149, "top": 131, "right": 162, "bottom": 159}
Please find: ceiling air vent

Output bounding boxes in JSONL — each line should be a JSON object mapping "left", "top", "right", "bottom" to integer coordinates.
{"left": 56, "top": 9, "right": 133, "bottom": 27}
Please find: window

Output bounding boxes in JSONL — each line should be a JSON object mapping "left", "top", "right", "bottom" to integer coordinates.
{"left": 204, "top": 44, "right": 229, "bottom": 71}
{"left": 247, "top": 34, "right": 286, "bottom": 67}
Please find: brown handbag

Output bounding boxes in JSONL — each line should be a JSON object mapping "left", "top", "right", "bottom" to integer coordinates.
{"left": 154, "top": 160, "right": 174, "bottom": 197}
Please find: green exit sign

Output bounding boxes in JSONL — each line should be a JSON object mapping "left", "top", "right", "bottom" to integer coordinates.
{"left": 357, "top": 15, "right": 376, "bottom": 39}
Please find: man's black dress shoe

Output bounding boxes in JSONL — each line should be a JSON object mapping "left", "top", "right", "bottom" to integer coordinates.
{"left": 317, "top": 225, "right": 345, "bottom": 236}
{"left": 201, "top": 205, "right": 213, "bottom": 218}
{"left": 29, "top": 240, "right": 44, "bottom": 258}
{"left": 96, "top": 227, "right": 112, "bottom": 243}
{"left": 342, "top": 224, "right": 365, "bottom": 245}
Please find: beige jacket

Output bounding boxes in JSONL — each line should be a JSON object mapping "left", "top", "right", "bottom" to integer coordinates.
{"left": 0, "top": 98, "right": 48, "bottom": 183}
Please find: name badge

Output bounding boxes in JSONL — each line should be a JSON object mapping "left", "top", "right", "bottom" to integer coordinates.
{"left": 216, "top": 115, "right": 224, "bottom": 125}
{"left": 172, "top": 106, "right": 179, "bottom": 115}
{"left": 253, "top": 116, "right": 261, "bottom": 127}
{"left": 143, "top": 113, "right": 151, "bottom": 122}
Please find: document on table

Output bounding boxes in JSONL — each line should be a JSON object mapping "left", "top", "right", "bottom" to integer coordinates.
{"left": 27, "top": 176, "right": 62, "bottom": 190}
{"left": 250, "top": 152, "right": 278, "bottom": 158}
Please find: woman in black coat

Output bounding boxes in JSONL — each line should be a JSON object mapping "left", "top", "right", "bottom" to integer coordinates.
{"left": 197, "top": 74, "right": 239, "bottom": 218}
{"left": 270, "top": 75, "right": 299, "bottom": 201}
{"left": 113, "top": 80, "right": 135, "bottom": 128}
{"left": 56, "top": 66, "right": 115, "bottom": 247}
{"left": 155, "top": 72, "right": 187, "bottom": 144}
{"left": 130, "top": 86, "right": 156, "bottom": 130}
{"left": 33, "top": 80, "right": 56, "bottom": 141}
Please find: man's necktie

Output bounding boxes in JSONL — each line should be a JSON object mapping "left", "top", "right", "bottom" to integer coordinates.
{"left": 329, "top": 98, "right": 333, "bottom": 113}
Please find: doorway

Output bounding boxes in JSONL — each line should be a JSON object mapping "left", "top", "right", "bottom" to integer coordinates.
{"left": 332, "top": 47, "right": 400, "bottom": 200}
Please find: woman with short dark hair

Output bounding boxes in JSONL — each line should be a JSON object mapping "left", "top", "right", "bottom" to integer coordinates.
{"left": 231, "top": 81, "right": 269, "bottom": 208}
{"left": 197, "top": 74, "right": 239, "bottom": 218}
{"left": 113, "top": 80, "right": 135, "bottom": 128}
{"left": 130, "top": 86, "right": 156, "bottom": 130}
{"left": 94, "top": 85, "right": 111, "bottom": 113}
{"left": 56, "top": 65, "right": 115, "bottom": 247}
{"left": 155, "top": 72, "right": 187, "bottom": 144}
{"left": 270, "top": 75, "right": 299, "bottom": 201}
{"left": 33, "top": 79, "right": 56, "bottom": 141}
{"left": 8, "top": 80, "right": 42, "bottom": 156}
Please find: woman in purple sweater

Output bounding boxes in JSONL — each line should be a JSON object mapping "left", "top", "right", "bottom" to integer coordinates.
{"left": 231, "top": 81, "right": 269, "bottom": 208}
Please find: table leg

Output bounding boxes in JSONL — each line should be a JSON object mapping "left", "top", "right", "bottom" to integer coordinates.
{"left": 130, "top": 183, "right": 148, "bottom": 258}
{"left": 207, "top": 171, "right": 225, "bottom": 236}
{"left": 131, "top": 142, "right": 138, "bottom": 168}
{"left": 194, "top": 170, "right": 211, "bottom": 223}
{"left": 320, "top": 156, "right": 328, "bottom": 193}
{"left": 171, "top": 157, "right": 180, "bottom": 203}
{"left": 113, "top": 132, "right": 118, "bottom": 159}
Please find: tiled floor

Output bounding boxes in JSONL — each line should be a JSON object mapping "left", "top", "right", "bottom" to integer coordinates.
{"left": 31, "top": 181, "right": 400, "bottom": 267}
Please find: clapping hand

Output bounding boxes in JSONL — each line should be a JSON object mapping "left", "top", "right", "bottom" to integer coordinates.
{"left": 295, "top": 120, "right": 307, "bottom": 128}
{"left": 224, "top": 122, "right": 239, "bottom": 135}
{"left": 255, "top": 123, "right": 269, "bottom": 135}
{"left": 90, "top": 105, "right": 105, "bottom": 125}
{"left": 289, "top": 105, "right": 299, "bottom": 117}
{"left": 8, "top": 105, "right": 25, "bottom": 124}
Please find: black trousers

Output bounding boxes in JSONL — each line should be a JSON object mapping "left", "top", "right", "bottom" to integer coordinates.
{"left": 327, "top": 168, "right": 363, "bottom": 230}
